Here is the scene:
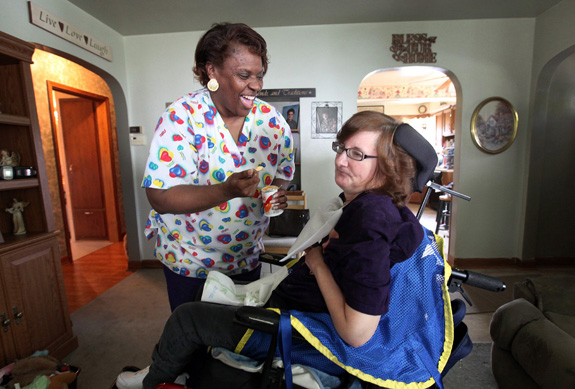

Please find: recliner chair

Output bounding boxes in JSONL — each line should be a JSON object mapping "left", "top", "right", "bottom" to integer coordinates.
{"left": 490, "top": 275, "right": 575, "bottom": 388}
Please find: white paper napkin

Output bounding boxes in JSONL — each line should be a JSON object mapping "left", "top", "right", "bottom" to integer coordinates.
{"left": 279, "top": 196, "right": 344, "bottom": 262}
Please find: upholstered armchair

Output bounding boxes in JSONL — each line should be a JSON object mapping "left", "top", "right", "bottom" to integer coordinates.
{"left": 490, "top": 275, "right": 575, "bottom": 388}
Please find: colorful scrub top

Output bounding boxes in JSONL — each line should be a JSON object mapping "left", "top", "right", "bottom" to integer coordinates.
{"left": 142, "top": 88, "right": 294, "bottom": 278}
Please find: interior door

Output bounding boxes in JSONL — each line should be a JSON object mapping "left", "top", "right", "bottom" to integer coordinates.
{"left": 60, "top": 98, "right": 108, "bottom": 240}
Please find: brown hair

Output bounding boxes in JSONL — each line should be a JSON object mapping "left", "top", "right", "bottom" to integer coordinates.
{"left": 337, "top": 111, "right": 417, "bottom": 207}
{"left": 193, "top": 23, "right": 269, "bottom": 86}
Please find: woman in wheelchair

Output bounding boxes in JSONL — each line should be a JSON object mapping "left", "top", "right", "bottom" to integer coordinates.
{"left": 136, "top": 111, "right": 453, "bottom": 389}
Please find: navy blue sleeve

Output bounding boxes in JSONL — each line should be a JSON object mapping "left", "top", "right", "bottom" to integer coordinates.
{"left": 324, "top": 193, "right": 423, "bottom": 316}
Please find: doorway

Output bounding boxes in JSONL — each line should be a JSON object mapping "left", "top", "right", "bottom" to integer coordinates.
{"left": 48, "top": 82, "right": 122, "bottom": 261}
{"left": 524, "top": 46, "right": 575, "bottom": 259}
{"left": 357, "top": 66, "right": 458, "bottom": 256}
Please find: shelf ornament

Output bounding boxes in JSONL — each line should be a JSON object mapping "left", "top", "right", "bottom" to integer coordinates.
{"left": 0, "top": 149, "right": 20, "bottom": 166}
{"left": 5, "top": 198, "right": 30, "bottom": 235}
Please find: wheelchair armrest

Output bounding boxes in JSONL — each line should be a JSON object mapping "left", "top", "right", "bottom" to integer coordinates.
{"left": 234, "top": 306, "right": 307, "bottom": 343}
{"left": 234, "top": 306, "right": 280, "bottom": 334}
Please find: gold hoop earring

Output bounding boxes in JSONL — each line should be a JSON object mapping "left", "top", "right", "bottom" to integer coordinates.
{"left": 207, "top": 78, "right": 219, "bottom": 92}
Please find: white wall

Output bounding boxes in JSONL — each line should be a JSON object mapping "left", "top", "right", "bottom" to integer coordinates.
{"left": 125, "top": 19, "right": 536, "bottom": 260}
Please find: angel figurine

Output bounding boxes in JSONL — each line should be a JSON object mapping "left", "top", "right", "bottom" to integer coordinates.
{"left": 5, "top": 198, "right": 30, "bottom": 235}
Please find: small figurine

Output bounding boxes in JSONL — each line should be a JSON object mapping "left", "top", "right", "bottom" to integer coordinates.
{"left": 5, "top": 198, "right": 30, "bottom": 235}
{"left": 0, "top": 149, "right": 20, "bottom": 167}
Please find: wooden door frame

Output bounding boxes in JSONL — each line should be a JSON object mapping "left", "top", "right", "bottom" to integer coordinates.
{"left": 47, "top": 81, "right": 122, "bottom": 262}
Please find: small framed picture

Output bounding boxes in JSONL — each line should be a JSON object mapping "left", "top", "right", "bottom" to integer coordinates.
{"left": 471, "top": 97, "right": 518, "bottom": 154}
{"left": 312, "top": 101, "right": 342, "bottom": 139}
{"left": 282, "top": 104, "right": 299, "bottom": 130}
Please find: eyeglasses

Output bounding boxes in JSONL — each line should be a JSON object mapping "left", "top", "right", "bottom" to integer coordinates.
{"left": 332, "top": 142, "right": 377, "bottom": 161}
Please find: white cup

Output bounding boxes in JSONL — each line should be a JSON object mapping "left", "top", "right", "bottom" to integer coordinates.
{"left": 262, "top": 185, "right": 283, "bottom": 217}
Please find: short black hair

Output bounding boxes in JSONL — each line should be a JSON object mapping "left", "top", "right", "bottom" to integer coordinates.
{"left": 193, "top": 23, "right": 269, "bottom": 86}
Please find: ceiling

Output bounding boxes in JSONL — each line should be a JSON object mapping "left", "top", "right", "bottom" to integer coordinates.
{"left": 66, "top": 0, "right": 561, "bottom": 36}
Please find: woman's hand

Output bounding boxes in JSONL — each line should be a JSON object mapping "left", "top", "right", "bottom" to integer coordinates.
{"left": 270, "top": 187, "right": 288, "bottom": 210}
{"left": 304, "top": 245, "right": 326, "bottom": 275}
{"left": 270, "top": 178, "right": 290, "bottom": 210}
{"left": 223, "top": 169, "right": 261, "bottom": 198}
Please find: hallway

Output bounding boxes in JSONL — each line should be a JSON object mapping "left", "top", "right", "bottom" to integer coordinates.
{"left": 62, "top": 241, "right": 132, "bottom": 312}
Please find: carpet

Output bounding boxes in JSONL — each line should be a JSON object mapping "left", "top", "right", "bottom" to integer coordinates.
{"left": 63, "top": 269, "right": 170, "bottom": 389}
{"left": 443, "top": 343, "right": 497, "bottom": 388}
{"left": 453, "top": 274, "right": 541, "bottom": 314}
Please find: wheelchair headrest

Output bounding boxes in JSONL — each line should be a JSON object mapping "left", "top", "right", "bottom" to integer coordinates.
{"left": 393, "top": 123, "right": 438, "bottom": 193}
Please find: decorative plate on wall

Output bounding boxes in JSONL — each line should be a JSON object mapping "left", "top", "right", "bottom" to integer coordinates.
{"left": 470, "top": 97, "right": 518, "bottom": 154}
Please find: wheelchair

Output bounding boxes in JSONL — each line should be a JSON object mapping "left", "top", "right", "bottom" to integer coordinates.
{"left": 128, "top": 123, "right": 506, "bottom": 389}
{"left": 150, "top": 268, "right": 504, "bottom": 389}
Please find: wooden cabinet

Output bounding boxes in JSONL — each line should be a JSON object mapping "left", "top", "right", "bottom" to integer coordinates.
{"left": 0, "top": 31, "right": 77, "bottom": 365}
{"left": 0, "top": 233, "right": 77, "bottom": 366}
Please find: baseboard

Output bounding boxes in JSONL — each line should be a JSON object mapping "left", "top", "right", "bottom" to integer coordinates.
{"left": 454, "top": 257, "right": 575, "bottom": 268}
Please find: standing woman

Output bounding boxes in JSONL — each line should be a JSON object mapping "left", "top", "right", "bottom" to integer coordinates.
{"left": 142, "top": 23, "right": 295, "bottom": 311}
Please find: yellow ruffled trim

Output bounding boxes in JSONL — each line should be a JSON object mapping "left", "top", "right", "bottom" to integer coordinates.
{"left": 433, "top": 233, "right": 454, "bottom": 379}
{"left": 438, "top": 262, "right": 454, "bottom": 376}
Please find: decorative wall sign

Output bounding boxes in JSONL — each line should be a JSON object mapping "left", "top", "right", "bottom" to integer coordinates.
{"left": 258, "top": 88, "right": 316, "bottom": 99}
{"left": 357, "top": 106, "right": 384, "bottom": 114}
{"left": 471, "top": 97, "right": 518, "bottom": 154}
{"left": 390, "top": 34, "right": 437, "bottom": 64}
{"left": 28, "top": 2, "right": 112, "bottom": 61}
{"left": 312, "top": 101, "right": 342, "bottom": 139}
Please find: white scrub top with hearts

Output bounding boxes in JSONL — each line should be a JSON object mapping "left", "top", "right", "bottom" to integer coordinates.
{"left": 142, "top": 88, "right": 294, "bottom": 278}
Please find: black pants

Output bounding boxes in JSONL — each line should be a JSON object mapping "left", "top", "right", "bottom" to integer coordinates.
{"left": 143, "top": 302, "right": 247, "bottom": 388}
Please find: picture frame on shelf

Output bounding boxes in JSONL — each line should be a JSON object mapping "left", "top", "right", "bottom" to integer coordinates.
{"left": 471, "top": 97, "right": 518, "bottom": 154}
{"left": 312, "top": 101, "right": 342, "bottom": 139}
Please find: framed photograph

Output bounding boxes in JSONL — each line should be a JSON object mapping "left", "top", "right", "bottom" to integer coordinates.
{"left": 357, "top": 105, "right": 384, "bottom": 114}
{"left": 471, "top": 97, "right": 518, "bottom": 154}
{"left": 282, "top": 104, "right": 299, "bottom": 130}
{"left": 312, "top": 101, "right": 342, "bottom": 139}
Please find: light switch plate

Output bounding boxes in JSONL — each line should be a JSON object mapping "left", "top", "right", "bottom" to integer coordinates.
{"left": 130, "top": 134, "right": 146, "bottom": 146}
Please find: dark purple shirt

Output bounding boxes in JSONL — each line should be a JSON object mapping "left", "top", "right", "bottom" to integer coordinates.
{"left": 271, "top": 192, "right": 423, "bottom": 315}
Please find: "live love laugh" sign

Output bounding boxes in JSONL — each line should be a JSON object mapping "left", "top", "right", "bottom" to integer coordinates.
{"left": 28, "top": 2, "right": 112, "bottom": 62}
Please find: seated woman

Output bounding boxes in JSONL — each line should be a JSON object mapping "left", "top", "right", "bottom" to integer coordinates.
{"left": 138, "top": 111, "right": 452, "bottom": 389}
